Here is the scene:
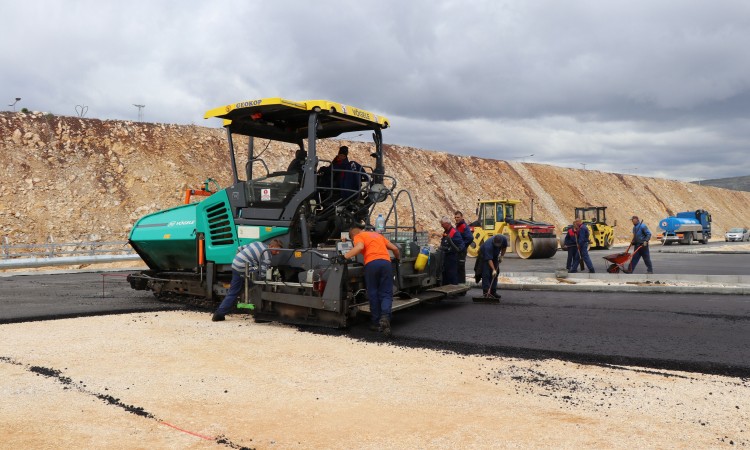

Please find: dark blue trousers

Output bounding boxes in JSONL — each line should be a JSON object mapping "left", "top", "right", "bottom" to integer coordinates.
{"left": 215, "top": 269, "right": 245, "bottom": 316}
{"left": 364, "top": 259, "right": 393, "bottom": 325}
{"left": 566, "top": 247, "right": 577, "bottom": 271}
{"left": 571, "top": 246, "right": 595, "bottom": 272}
{"left": 481, "top": 260, "right": 499, "bottom": 295}
{"left": 629, "top": 245, "right": 653, "bottom": 273}
{"left": 442, "top": 252, "right": 459, "bottom": 285}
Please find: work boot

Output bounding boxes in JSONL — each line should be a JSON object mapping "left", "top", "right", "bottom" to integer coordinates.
{"left": 368, "top": 323, "right": 380, "bottom": 332}
{"left": 589, "top": 269, "right": 596, "bottom": 273}
{"left": 379, "top": 317, "right": 392, "bottom": 337}
{"left": 211, "top": 313, "right": 225, "bottom": 322}
{"left": 490, "top": 291, "right": 501, "bottom": 299}
{"left": 647, "top": 270, "right": 654, "bottom": 274}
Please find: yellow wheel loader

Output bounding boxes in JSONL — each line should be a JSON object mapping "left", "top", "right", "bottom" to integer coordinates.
{"left": 561, "top": 206, "right": 616, "bottom": 249}
{"left": 467, "top": 199, "right": 558, "bottom": 259}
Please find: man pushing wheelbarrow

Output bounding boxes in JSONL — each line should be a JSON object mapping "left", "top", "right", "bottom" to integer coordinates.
{"left": 603, "top": 215, "right": 654, "bottom": 274}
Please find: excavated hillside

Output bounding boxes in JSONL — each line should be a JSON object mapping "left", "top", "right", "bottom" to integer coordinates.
{"left": 2, "top": 111, "right": 750, "bottom": 247}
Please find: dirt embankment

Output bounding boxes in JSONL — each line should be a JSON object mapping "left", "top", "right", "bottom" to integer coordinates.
{"left": 2, "top": 111, "right": 749, "bottom": 246}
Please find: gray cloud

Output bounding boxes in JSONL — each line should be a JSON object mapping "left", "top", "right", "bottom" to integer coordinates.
{"left": 2, "top": 0, "right": 750, "bottom": 181}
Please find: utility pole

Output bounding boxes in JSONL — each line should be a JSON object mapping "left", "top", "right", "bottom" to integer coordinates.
{"left": 9, "top": 98, "right": 21, "bottom": 112}
{"left": 580, "top": 163, "right": 587, "bottom": 170}
{"left": 133, "top": 104, "right": 145, "bottom": 121}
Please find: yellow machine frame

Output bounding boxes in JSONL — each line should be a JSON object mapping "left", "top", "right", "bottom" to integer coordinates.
{"left": 467, "top": 199, "right": 558, "bottom": 259}
{"left": 564, "top": 207, "right": 615, "bottom": 249}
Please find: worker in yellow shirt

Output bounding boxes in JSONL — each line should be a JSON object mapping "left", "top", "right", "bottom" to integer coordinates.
{"left": 343, "top": 223, "right": 400, "bottom": 336}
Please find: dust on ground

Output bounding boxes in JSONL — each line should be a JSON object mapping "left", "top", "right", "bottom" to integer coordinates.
{"left": 1, "top": 311, "right": 748, "bottom": 449}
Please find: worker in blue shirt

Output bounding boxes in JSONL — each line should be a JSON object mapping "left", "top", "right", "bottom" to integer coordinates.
{"left": 628, "top": 215, "right": 654, "bottom": 274}
{"left": 570, "top": 218, "right": 595, "bottom": 273}
{"left": 479, "top": 234, "right": 508, "bottom": 298}
{"left": 439, "top": 216, "right": 464, "bottom": 285}
{"left": 331, "top": 146, "right": 364, "bottom": 200}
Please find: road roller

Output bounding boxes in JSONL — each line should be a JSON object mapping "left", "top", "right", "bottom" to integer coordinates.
{"left": 466, "top": 199, "right": 558, "bottom": 259}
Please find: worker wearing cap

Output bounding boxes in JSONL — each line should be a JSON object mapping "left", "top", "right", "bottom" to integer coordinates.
{"left": 570, "top": 218, "right": 596, "bottom": 273}
{"left": 628, "top": 215, "right": 654, "bottom": 274}
{"left": 439, "top": 216, "right": 465, "bottom": 285}
{"left": 479, "top": 234, "right": 508, "bottom": 298}
{"left": 454, "top": 211, "right": 474, "bottom": 284}
{"left": 343, "top": 223, "right": 400, "bottom": 336}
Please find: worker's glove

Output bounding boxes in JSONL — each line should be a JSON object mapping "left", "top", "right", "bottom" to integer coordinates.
{"left": 642, "top": 241, "right": 648, "bottom": 247}
{"left": 334, "top": 255, "right": 348, "bottom": 264}
{"left": 491, "top": 270, "right": 498, "bottom": 278}
{"left": 391, "top": 257, "right": 400, "bottom": 264}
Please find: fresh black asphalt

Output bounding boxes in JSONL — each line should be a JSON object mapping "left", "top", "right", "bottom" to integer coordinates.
{"left": 1, "top": 246, "right": 749, "bottom": 377}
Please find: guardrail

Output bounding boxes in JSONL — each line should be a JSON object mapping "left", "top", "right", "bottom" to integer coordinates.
{"left": 0, "top": 238, "right": 142, "bottom": 269}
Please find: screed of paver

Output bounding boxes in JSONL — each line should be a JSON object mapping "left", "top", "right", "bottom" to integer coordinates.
{"left": 1, "top": 310, "right": 748, "bottom": 449}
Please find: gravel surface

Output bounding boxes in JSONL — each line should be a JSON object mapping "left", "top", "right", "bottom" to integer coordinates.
{"left": 2, "top": 311, "right": 748, "bottom": 449}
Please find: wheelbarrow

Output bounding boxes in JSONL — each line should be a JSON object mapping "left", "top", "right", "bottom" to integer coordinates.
{"left": 602, "top": 244, "right": 643, "bottom": 273}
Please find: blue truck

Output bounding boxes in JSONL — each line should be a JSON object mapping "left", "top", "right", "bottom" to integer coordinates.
{"left": 658, "top": 209, "right": 712, "bottom": 245}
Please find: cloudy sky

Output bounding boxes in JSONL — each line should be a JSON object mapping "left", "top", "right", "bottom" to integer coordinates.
{"left": 2, "top": 1, "right": 750, "bottom": 181}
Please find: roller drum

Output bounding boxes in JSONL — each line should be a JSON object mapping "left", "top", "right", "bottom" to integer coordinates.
{"left": 515, "top": 235, "right": 558, "bottom": 259}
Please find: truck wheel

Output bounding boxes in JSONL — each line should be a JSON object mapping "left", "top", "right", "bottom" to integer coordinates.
{"left": 604, "top": 235, "right": 613, "bottom": 250}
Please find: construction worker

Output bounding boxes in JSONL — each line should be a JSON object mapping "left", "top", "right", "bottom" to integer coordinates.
{"left": 212, "top": 238, "right": 283, "bottom": 322}
{"left": 343, "top": 223, "right": 401, "bottom": 336}
{"left": 479, "top": 234, "right": 508, "bottom": 298}
{"left": 440, "top": 216, "right": 465, "bottom": 285}
{"left": 331, "top": 146, "right": 364, "bottom": 199}
{"left": 570, "top": 218, "right": 595, "bottom": 273}
{"left": 628, "top": 215, "right": 654, "bottom": 274}
{"left": 286, "top": 149, "right": 307, "bottom": 172}
{"left": 286, "top": 149, "right": 307, "bottom": 183}
{"left": 454, "top": 211, "right": 474, "bottom": 284}
{"left": 562, "top": 226, "right": 578, "bottom": 272}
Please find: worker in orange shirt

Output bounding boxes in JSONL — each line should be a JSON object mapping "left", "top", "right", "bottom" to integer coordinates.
{"left": 343, "top": 223, "right": 400, "bottom": 336}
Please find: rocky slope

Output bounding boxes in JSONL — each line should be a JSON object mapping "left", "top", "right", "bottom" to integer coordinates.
{"left": 2, "top": 111, "right": 749, "bottom": 247}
